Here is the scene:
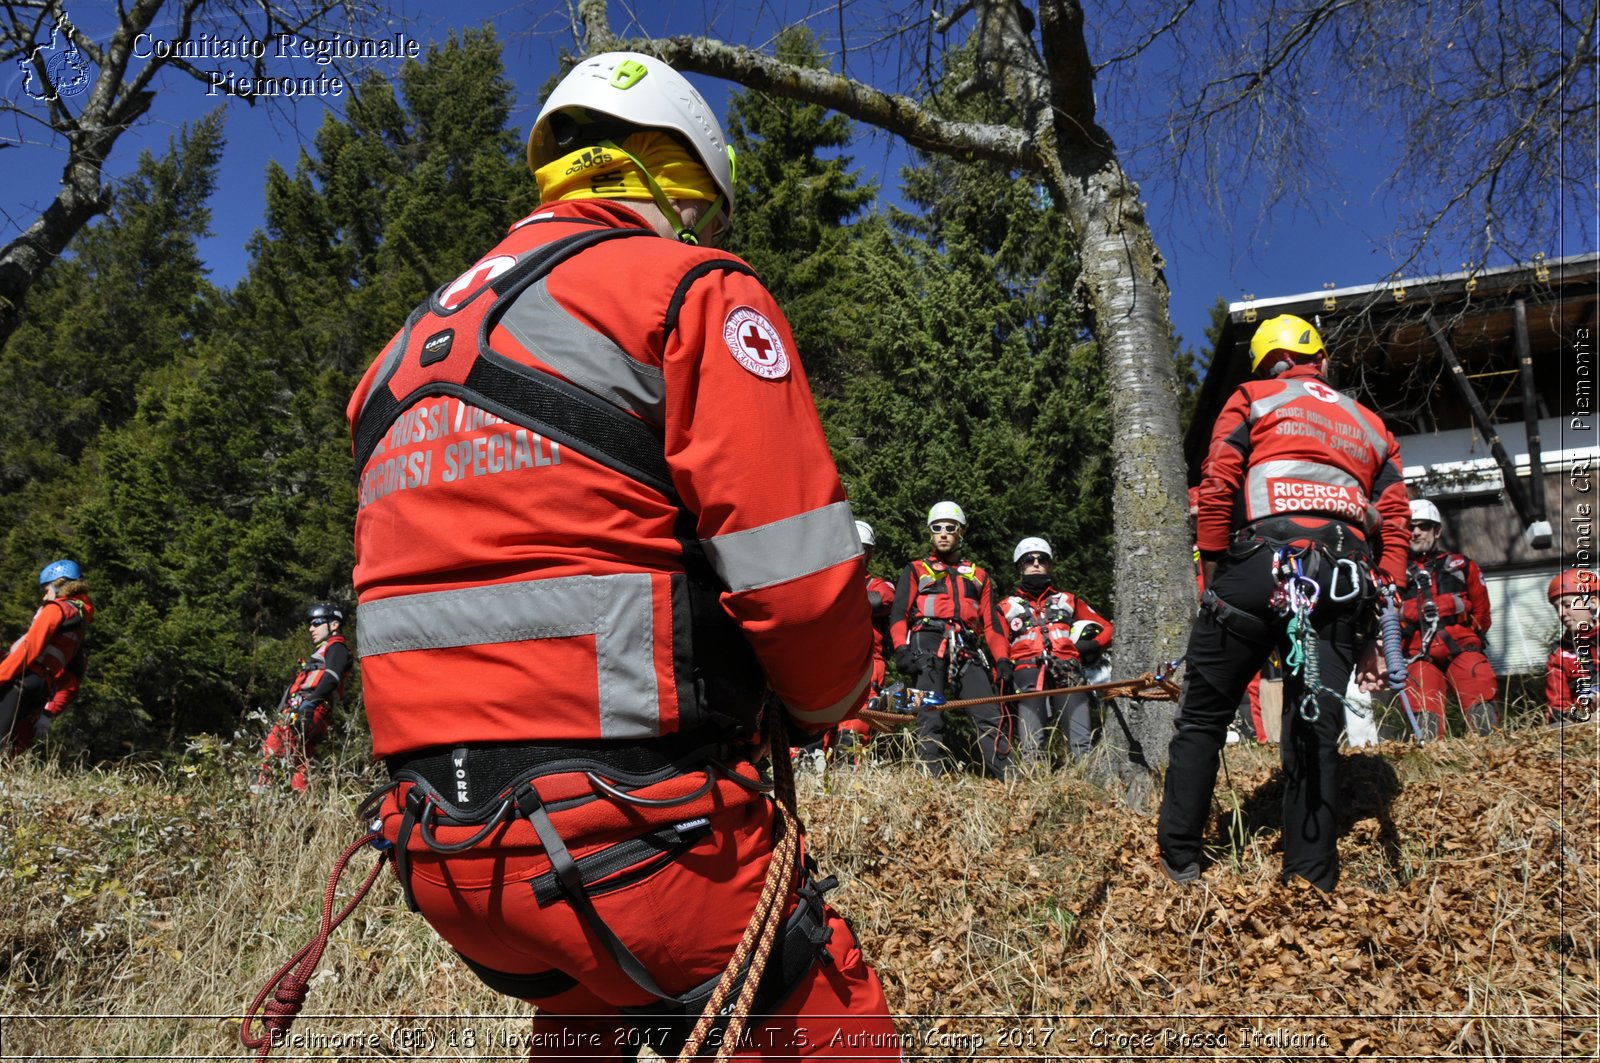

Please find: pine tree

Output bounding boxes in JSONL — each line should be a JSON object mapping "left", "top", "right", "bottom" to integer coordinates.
{"left": 723, "top": 27, "right": 877, "bottom": 397}
{"left": 816, "top": 51, "right": 1109, "bottom": 605}
{"left": 2, "top": 31, "right": 533, "bottom": 756}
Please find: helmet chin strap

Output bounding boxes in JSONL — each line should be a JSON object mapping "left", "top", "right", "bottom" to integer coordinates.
{"left": 601, "top": 139, "right": 726, "bottom": 245}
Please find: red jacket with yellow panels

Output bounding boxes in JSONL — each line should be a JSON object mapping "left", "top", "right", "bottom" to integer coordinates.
{"left": 1193, "top": 363, "right": 1410, "bottom": 583}
{"left": 347, "top": 201, "right": 871, "bottom": 758}
{"left": 888, "top": 556, "right": 1012, "bottom": 668}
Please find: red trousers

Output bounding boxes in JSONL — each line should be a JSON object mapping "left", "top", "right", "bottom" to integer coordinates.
{"left": 256, "top": 703, "right": 331, "bottom": 791}
{"left": 1406, "top": 651, "right": 1498, "bottom": 735}
{"left": 377, "top": 769, "right": 898, "bottom": 1060}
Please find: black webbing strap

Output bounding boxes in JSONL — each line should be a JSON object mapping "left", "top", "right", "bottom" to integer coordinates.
{"left": 513, "top": 779, "right": 694, "bottom": 1006}
{"left": 455, "top": 954, "right": 579, "bottom": 1001}
{"left": 1199, "top": 588, "right": 1275, "bottom": 644}
{"left": 352, "top": 227, "right": 676, "bottom": 497}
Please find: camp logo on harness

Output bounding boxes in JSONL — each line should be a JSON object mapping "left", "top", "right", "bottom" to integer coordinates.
{"left": 723, "top": 306, "right": 790, "bottom": 380}
{"left": 440, "top": 255, "right": 517, "bottom": 310}
{"left": 1303, "top": 380, "right": 1340, "bottom": 404}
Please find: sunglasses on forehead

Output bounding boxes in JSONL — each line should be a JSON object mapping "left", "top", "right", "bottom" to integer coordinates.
{"left": 930, "top": 523, "right": 961, "bottom": 534}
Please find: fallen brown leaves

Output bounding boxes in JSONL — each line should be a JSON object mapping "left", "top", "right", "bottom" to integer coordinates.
{"left": 805, "top": 721, "right": 1599, "bottom": 1058}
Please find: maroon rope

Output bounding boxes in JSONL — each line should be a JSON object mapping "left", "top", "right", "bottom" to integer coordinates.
{"left": 240, "top": 833, "right": 388, "bottom": 1060}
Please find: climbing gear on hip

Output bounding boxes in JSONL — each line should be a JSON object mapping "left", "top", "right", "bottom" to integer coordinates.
{"left": 1379, "top": 584, "right": 1427, "bottom": 744}
{"left": 1271, "top": 549, "right": 1324, "bottom": 723}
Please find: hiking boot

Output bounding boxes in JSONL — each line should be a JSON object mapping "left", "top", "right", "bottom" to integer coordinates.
{"left": 1159, "top": 854, "right": 1201, "bottom": 885}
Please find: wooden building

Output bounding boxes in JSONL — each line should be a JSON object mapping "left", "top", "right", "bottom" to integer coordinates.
{"left": 1186, "top": 253, "right": 1598, "bottom": 675}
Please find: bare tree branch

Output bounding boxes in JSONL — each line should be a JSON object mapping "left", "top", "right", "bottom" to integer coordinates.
{"left": 0, "top": 0, "right": 387, "bottom": 352}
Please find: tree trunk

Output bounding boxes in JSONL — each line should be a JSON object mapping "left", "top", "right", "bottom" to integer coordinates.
{"left": 1049, "top": 148, "right": 1190, "bottom": 801}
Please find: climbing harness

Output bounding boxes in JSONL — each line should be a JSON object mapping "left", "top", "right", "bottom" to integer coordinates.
{"left": 241, "top": 720, "right": 811, "bottom": 1063}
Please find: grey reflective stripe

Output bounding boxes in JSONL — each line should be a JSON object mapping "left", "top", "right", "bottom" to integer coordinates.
{"left": 701, "top": 501, "right": 862, "bottom": 594}
{"left": 1246, "top": 459, "right": 1367, "bottom": 520}
{"left": 357, "top": 574, "right": 660, "bottom": 739}
{"left": 356, "top": 335, "right": 407, "bottom": 441}
{"left": 499, "top": 278, "right": 667, "bottom": 428}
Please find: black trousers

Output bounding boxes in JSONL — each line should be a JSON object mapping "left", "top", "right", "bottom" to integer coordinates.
{"left": 907, "top": 629, "right": 1011, "bottom": 779}
{"left": 1157, "top": 541, "right": 1367, "bottom": 891}
{"left": 0, "top": 674, "right": 47, "bottom": 747}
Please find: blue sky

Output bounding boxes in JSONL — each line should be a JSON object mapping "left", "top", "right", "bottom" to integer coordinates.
{"left": 3, "top": 3, "right": 1590, "bottom": 360}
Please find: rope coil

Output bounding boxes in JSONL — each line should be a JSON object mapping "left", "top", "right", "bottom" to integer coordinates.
{"left": 240, "top": 833, "right": 389, "bottom": 1060}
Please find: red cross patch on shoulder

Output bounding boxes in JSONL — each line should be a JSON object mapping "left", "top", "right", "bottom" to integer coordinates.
{"left": 723, "top": 306, "right": 791, "bottom": 380}
{"left": 1303, "top": 380, "right": 1340, "bottom": 403}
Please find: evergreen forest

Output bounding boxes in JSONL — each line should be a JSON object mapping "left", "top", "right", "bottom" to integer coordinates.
{"left": 0, "top": 29, "right": 1202, "bottom": 761}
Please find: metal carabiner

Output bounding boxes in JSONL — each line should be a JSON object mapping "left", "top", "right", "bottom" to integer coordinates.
{"left": 1328, "top": 557, "right": 1363, "bottom": 602}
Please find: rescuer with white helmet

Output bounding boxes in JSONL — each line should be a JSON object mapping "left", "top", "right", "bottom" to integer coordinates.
{"left": 998, "top": 537, "right": 1115, "bottom": 763}
{"left": 1395, "top": 498, "right": 1498, "bottom": 738}
{"left": 888, "top": 501, "right": 1015, "bottom": 778}
{"left": 348, "top": 52, "right": 893, "bottom": 1057}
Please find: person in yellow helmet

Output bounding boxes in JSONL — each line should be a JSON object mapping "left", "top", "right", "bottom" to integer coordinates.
{"left": 1158, "top": 314, "right": 1411, "bottom": 892}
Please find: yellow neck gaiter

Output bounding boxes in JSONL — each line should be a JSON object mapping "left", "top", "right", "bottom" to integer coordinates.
{"left": 535, "top": 131, "right": 717, "bottom": 207}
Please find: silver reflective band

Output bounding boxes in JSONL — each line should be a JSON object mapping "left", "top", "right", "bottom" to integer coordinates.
{"left": 357, "top": 573, "right": 661, "bottom": 738}
{"left": 701, "top": 500, "right": 861, "bottom": 593}
{"left": 499, "top": 278, "right": 667, "bottom": 428}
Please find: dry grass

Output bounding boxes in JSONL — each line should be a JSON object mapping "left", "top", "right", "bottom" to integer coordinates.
{"left": 1, "top": 716, "right": 1596, "bottom": 1060}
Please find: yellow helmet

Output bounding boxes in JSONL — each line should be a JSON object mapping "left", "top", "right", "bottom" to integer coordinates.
{"left": 1250, "top": 314, "right": 1325, "bottom": 373}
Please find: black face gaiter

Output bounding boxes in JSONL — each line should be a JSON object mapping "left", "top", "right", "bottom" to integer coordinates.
{"left": 1019, "top": 573, "right": 1051, "bottom": 595}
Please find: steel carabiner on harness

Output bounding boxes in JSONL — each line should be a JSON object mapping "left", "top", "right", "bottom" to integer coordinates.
{"left": 1328, "top": 557, "right": 1363, "bottom": 602}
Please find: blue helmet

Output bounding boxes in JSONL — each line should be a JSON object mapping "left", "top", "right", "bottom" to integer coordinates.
{"left": 39, "top": 559, "right": 81, "bottom": 587}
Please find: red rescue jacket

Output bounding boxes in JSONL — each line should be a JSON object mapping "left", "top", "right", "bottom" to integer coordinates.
{"left": 888, "top": 555, "right": 1011, "bottom": 667}
{"left": 1194, "top": 364, "right": 1410, "bottom": 583}
{"left": 865, "top": 574, "right": 896, "bottom": 688}
{"left": 0, "top": 595, "right": 92, "bottom": 716}
{"left": 1546, "top": 627, "right": 1596, "bottom": 720}
{"left": 1400, "top": 550, "right": 1492, "bottom": 658}
{"left": 998, "top": 586, "right": 1113, "bottom": 666}
{"left": 347, "top": 201, "right": 870, "bottom": 757}
{"left": 285, "top": 634, "right": 351, "bottom": 710}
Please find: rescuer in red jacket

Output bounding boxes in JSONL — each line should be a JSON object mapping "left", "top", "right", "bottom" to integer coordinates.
{"left": 252, "top": 602, "right": 351, "bottom": 794}
{"left": 1546, "top": 568, "right": 1596, "bottom": 725}
{"left": 1158, "top": 314, "right": 1410, "bottom": 892}
{"left": 1396, "top": 498, "right": 1498, "bottom": 737}
{"left": 1, "top": 559, "right": 91, "bottom": 754}
{"left": 998, "top": 537, "right": 1114, "bottom": 763}
{"left": 346, "top": 53, "right": 892, "bottom": 1058}
{"left": 826, "top": 519, "right": 893, "bottom": 763}
{"left": 888, "top": 501, "right": 1014, "bottom": 779}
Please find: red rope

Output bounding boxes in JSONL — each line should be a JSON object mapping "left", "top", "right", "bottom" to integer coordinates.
{"left": 240, "top": 833, "right": 389, "bottom": 1060}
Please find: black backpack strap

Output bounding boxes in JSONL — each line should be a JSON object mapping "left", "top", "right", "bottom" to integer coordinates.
{"left": 353, "top": 227, "right": 676, "bottom": 498}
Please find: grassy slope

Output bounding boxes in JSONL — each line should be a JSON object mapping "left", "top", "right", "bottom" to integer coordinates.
{"left": 1, "top": 723, "right": 1595, "bottom": 1060}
